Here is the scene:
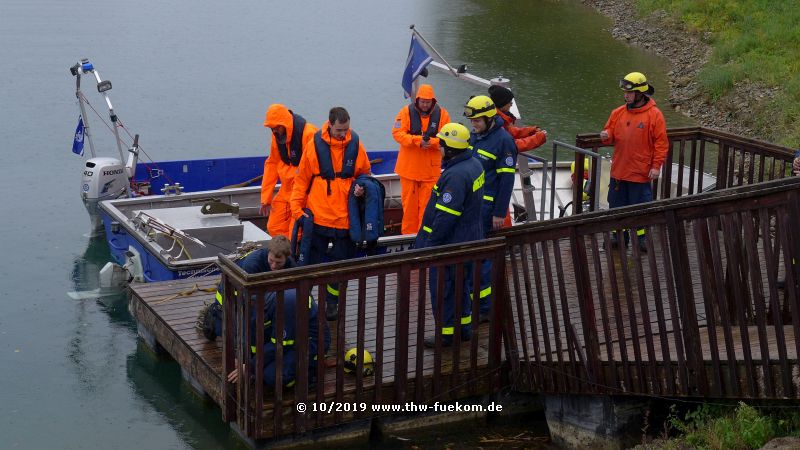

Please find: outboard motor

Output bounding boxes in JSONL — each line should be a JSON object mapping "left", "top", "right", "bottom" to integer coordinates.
{"left": 81, "top": 156, "right": 128, "bottom": 234}
{"left": 71, "top": 58, "right": 139, "bottom": 236}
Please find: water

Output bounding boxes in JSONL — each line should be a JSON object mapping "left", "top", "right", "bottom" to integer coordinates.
{"left": 0, "top": 0, "right": 693, "bottom": 447}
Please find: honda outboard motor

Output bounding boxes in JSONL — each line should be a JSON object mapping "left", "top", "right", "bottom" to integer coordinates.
{"left": 81, "top": 157, "right": 128, "bottom": 235}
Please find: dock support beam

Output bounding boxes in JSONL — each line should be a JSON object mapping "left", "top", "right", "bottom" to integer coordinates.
{"left": 544, "top": 394, "right": 662, "bottom": 449}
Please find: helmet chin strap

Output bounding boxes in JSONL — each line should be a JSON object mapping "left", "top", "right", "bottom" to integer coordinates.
{"left": 443, "top": 145, "right": 463, "bottom": 161}
{"left": 627, "top": 92, "right": 648, "bottom": 108}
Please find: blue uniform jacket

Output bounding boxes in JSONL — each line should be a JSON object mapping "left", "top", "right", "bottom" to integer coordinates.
{"left": 415, "top": 151, "right": 485, "bottom": 249}
{"left": 214, "top": 248, "right": 297, "bottom": 338}
{"left": 470, "top": 115, "right": 517, "bottom": 218}
{"left": 262, "top": 289, "right": 331, "bottom": 363}
{"left": 348, "top": 175, "right": 386, "bottom": 243}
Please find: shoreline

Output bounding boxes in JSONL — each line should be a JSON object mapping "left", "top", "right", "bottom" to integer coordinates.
{"left": 583, "top": 0, "right": 780, "bottom": 143}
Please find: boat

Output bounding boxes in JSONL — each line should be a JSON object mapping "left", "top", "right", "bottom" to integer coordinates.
{"left": 73, "top": 28, "right": 716, "bottom": 285}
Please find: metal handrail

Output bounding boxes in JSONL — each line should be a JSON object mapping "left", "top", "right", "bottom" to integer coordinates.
{"left": 551, "top": 141, "right": 601, "bottom": 217}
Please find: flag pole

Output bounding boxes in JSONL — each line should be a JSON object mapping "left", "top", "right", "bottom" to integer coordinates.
{"left": 410, "top": 25, "right": 458, "bottom": 77}
{"left": 74, "top": 72, "right": 97, "bottom": 158}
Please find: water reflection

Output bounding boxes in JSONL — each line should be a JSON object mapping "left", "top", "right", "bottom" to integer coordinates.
{"left": 127, "top": 342, "right": 247, "bottom": 450}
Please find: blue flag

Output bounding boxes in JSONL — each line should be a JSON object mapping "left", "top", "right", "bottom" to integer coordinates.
{"left": 72, "top": 115, "right": 85, "bottom": 156}
{"left": 401, "top": 35, "right": 433, "bottom": 98}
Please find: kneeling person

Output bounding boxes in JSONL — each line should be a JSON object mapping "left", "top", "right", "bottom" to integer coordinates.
{"left": 227, "top": 288, "right": 331, "bottom": 389}
{"left": 204, "top": 236, "right": 296, "bottom": 341}
{"left": 415, "top": 123, "right": 485, "bottom": 348}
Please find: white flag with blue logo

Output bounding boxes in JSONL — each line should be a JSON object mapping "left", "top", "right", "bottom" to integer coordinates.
{"left": 72, "top": 115, "right": 85, "bottom": 156}
{"left": 401, "top": 35, "right": 433, "bottom": 99}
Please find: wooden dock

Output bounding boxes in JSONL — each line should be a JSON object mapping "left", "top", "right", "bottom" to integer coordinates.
{"left": 129, "top": 264, "right": 499, "bottom": 440}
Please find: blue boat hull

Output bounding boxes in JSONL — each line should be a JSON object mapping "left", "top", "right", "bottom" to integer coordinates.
{"left": 101, "top": 151, "right": 402, "bottom": 282}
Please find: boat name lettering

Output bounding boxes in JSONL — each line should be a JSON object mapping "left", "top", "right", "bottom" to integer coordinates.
{"left": 178, "top": 268, "right": 219, "bottom": 277}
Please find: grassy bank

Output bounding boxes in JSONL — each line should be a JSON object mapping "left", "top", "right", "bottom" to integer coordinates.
{"left": 637, "top": 402, "right": 800, "bottom": 449}
{"left": 636, "top": 0, "right": 800, "bottom": 146}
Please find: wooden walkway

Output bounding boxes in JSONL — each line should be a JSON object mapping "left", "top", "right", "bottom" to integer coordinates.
{"left": 129, "top": 272, "right": 495, "bottom": 438}
{"left": 501, "top": 177, "right": 800, "bottom": 399}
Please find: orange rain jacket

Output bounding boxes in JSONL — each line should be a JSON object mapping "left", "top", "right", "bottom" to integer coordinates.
{"left": 496, "top": 109, "right": 547, "bottom": 152}
{"left": 601, "top": 98, "right": 669, "bottom": 183}
{"left": 392, "top": 84, "right": 451, "bottom": 182}
{"left": 260, "top": 104, "right": 318, "bottom": 205}
{"left": 290, "top": 123, "right": 371, "bottom": 230}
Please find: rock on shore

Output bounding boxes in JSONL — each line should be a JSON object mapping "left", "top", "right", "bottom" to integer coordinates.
{"left": 583, "top": 0, "right": 779, "bottom": 142}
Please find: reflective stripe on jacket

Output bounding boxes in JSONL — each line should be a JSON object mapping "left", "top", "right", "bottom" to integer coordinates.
{"left": 470, "top": 115, "right": 518, "bottom": 218}
{"left": 415, "top": 151, "right": 485, "bottom": 249}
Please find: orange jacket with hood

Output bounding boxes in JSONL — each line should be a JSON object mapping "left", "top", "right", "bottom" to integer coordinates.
{"left": 260, "top": 104, "right": 318, "bottom": 205}
{"left": 392, "top": 84, "right": 451, "bottom": 182}
{"left": 601, "top": 98, "right": 669, "bottom": 183}
{"left": 290, "top": 122, "right": 371, "bottom": 230}
{"left": 496, "top": 109, "right": 547, "bottom": 152}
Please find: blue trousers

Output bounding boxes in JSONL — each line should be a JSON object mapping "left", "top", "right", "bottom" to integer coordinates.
{"left": 607, "top": 178, "right": 652, "bottom": 241}
{"left": 478, "top": 203, "right": 495, "bottom": 315}
{"left": 429, "top": 263, "right": 473, "bottom": 339}
{"left": 306, "top": 226, "right": 356, "bottom": 305}
{"left": 258, "top": 348, "right": 322, "bottom": 388}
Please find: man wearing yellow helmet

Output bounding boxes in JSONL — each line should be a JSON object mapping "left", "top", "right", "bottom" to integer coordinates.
{"left": 415, "top": 122, "right": 484, "bottom": 347}
{"left": 465, "top": 95, "right": 517, "bottom": 321}
{"left": 599, "top": 72, "right": 668, "bottom": 252}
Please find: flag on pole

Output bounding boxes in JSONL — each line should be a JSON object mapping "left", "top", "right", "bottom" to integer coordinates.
{"left": 72, "top": 115, "right": 85, "bottom": 156}
{"left": 401, "top": 35, "right": 433, "bottom": 98}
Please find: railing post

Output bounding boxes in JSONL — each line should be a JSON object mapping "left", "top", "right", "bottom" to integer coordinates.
{"left": 491, "top": 243, "right": 515, "bottom": 390}
{"left": 665, "top": 210, "right": 708, "bottom": 396}
{"left": 570, "top": 226, "right": 601, "bottom": 390}
{"left": 221, "top": 270, "right": 236, "bottom": 423}
{"left": 394, "top": 264, "right": 411, "bottom": 404}
{"left": 573, "top": 153, "right": 585, "bottom": 215}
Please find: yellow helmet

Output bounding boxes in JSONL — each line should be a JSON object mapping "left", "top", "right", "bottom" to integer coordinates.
{"left": 570, "top": 159, "right": 590, "bottom": 174}
{"left": 436, "top": 123, "right": 471, "bottom": 150}
{"left": 619, "top": 72, "right": 649, "bottom": 92}
{"left": 463, "top": 95, "right": 496, "bottom": 119}
{"left": 343, "top": 347, "right": 375, "bottom": 376}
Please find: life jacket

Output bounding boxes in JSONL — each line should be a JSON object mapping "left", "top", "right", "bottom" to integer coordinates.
{"left": 291, "top": 209, "right": 314, "bottom": 266}
{"left": 408, "top": 104, "right": 441, "bottom": 139}
{"left": 348, "top": 175, "right": 386, "bottom": 244}
{"left": 314, "top": 130, "right": 360, "bottom": 179}
{"left": 277, "top": 112, "right": 307, "bottom": 166}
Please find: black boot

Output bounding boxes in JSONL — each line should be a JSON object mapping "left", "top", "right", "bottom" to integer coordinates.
{"left": 325, "top": 302, "right": 338, "bottom": 321}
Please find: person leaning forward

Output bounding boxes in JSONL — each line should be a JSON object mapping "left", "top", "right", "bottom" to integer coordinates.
{"left": 260, "top": 104, "right": 318, "bottom": 239}
{"left": 599, "top": 71, "right": 668, "bottom": 253}
{"left": 487, "top": 85, "right": 547, "bottom": 152}
{"left": 415, "top": 123, "right": 484, "bottom": 348}
{"left": 204, "top": 235, "right": 297, "bottom": 341}
{"left": 392, "top": 84, "right": 451, "bottom": 235}
{"left": 290, "top": 106, "right": 371, "bottom": 321}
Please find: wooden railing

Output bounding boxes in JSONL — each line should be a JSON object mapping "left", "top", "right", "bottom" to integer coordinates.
{"left": 497, "top": 176, "right": 800, "bottom": 398}
{"left": 218, "top": 238, "right": 510, "bottom": 439}
{"left": 572, "top": 127, "right": 797, "bottom": 214}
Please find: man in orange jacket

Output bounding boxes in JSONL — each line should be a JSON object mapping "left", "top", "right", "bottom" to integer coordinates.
{"left": 600, "top": 71, "right": 668, "bottom": 252}
{"left": 392, "top": 84, "right": 451, "bottom": 235}
{"left": 261, "top": 104, "right": 318, "bottom": 239}
{"left": 487, "top": 85, "right": 547, "bottom": 152}
{"left": 290, "top": 107, "right": 371, "bottom": 320}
